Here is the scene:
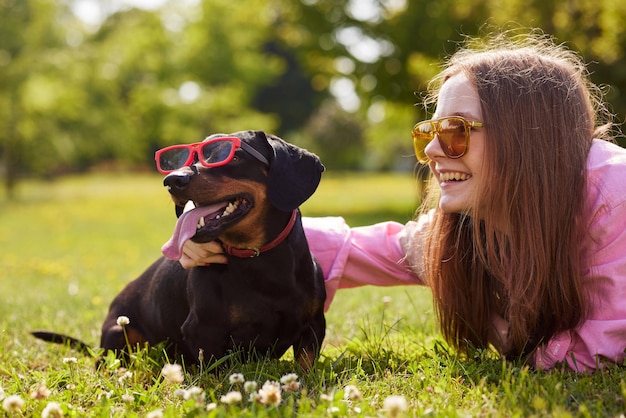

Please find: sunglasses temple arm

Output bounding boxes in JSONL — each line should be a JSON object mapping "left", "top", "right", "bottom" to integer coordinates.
{"left": 240, "top": 142, "right": 270, "bottom": 166}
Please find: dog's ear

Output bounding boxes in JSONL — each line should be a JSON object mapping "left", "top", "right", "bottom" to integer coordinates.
{"left": 262, "top": 131, "right": 325, "bottom": 212}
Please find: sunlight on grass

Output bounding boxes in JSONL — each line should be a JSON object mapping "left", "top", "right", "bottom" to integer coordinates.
{"left": 302, "top": 172, "right": 421, "bottom": 225}
{"left": 1, "top": 173, "right": 625, "bottom": 416}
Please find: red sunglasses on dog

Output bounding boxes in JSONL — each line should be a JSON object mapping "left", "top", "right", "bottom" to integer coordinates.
{"left": 155, "top": 136, "right": 269, "bottom": 174}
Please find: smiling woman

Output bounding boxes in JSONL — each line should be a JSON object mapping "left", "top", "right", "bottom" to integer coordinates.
{"left": 315, "top": 31, "right": 626, "bottom": 372}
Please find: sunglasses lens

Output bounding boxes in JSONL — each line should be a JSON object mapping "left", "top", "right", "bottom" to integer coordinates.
{"left": 411, "top": 117, "right": 476, "bottom": 163}
{"left": 412, "top": 122, "right": 434, "bottom": 163}
{"left": 158, "top": 147, "right": 190, "bottom": 172}
{"left": 201, "top": 140, "right": 236, "bottom": 165}
{"left": 438, "top": 118, "right": 468, "bottom": 157}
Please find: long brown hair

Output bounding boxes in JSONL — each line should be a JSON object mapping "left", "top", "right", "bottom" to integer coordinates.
{"left": 418, "top": 33, "right": 612, "bottom": 358}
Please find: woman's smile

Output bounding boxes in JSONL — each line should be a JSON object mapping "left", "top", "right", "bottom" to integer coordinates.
{"left": 438, "top": 171, "right": 472, "bottom": 182}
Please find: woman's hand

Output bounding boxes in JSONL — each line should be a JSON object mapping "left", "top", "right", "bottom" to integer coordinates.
{"left": 179, "top": 240, "right": 228, "bottom": 269}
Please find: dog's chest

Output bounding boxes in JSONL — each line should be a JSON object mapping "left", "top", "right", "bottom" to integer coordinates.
{"left": 188, "top": 264, "right": 309, "bottom": 319}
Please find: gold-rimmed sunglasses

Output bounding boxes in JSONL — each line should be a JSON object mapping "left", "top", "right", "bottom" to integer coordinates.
{"left": 411, "top": 116, "right": 483, "bottom": 164}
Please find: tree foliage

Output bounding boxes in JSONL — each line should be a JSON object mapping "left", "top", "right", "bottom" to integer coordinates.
{"left": 2, "top": 0, "right": 626, "bottom": 195}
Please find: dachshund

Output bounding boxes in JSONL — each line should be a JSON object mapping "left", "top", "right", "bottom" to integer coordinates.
{"left": 33, "top": 130, "right": 326, "bottom": 370}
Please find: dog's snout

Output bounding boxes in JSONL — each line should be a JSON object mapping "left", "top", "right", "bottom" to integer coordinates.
{"left": 163, "top": 172, "right": 191, "bottom": 191}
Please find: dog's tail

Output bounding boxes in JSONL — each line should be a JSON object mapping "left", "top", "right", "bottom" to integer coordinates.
{"left": 31, "top": 331, "right": 94, "bottom": 357}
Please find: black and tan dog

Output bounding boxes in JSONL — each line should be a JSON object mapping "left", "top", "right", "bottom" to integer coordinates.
{"left": 34, "top": 130, "right": 326, "bottom": 370}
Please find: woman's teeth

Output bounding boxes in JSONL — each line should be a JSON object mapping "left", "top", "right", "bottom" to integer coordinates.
{"left": 440, "top": 172, "right": 470, "bottom": 182}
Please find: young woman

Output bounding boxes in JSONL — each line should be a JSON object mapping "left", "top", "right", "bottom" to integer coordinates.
{"left": 175, "top": 33, "right": 626, "bottom": 372}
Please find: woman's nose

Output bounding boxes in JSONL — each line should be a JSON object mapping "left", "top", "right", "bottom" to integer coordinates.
{"left": 424, "top": 136, "right": 444, "bottom": 160}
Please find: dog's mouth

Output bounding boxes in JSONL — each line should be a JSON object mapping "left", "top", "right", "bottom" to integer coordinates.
{"left": 185, "top": 196, "right": 253, "bottom": 243}
{"left": 161, "top": 195, "right": 255, "bottom": 260}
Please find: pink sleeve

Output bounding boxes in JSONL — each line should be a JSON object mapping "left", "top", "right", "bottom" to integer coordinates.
{"left": 303, "top": 217, "right": 423, "bottom": 311}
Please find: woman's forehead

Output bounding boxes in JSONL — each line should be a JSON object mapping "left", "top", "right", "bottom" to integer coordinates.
{"left": 434, "top": 73, "right": 482, "bottom": 120}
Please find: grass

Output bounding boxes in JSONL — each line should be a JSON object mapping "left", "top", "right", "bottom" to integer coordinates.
{"left": 1, "top": 172, "right": 625, "bottom": 417}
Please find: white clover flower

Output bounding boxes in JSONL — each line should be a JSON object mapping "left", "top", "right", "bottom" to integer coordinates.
{"left": 258, "top": 381, "right": 281, "bottom": 406}
{"left": 243, "top": 381, "right": 257, "bottom": 393}
{"left": 116, "top": 316, "right": 130, "bottom": 326}
{"left": 282, "top": 381, "right": 300, "bottom": 391}
{"left": 206, "top": 402, "right": 217, "bottom": 412}
{"left": 319, "top": 393, "right": 333, "bottom": 402}
{"left": 42, "top": 401, "right": 64, "bottom": 418}
{"left": 220, "top": 391, "right": 242, "bottom": 404}
{"left": 121, "top": 393, "right": 134, "bottom": 403}
{"left": 228, "top": 373, "right": 245, "bottom": 385}
{"left": 0, "top": 386, "right": 5, "bottom": 401}
{"left": 146, "top": 409, "right": 163, "bottom": 418}
{"left": 343, "top": 384, "right": 362, "bottom": 401}
{"left": 100, "top": 390, "right": 114, "bottom": 400}
{"left": 173, "top": 388, "right": 187, "bottom": 398}
{"left": 62, "top": 357, "right": 77, "bottom": 364}
{"left": 184, "top": 387, "right": 204, "bottom": 399}
{"left": 279, "top": 373, "right": 298, "bottom": 384}
{"left": 117, "top": 370, "right": 133, "bottom": 384}
{"left": 2, "top": 395, "right": 24, "bottom": 413}
{"left": 30, "top": 383, "right": 51, "bottom": 400}
{"left": 279, "top": 373, "right": 300, "bottom": 391}
{"left": 382, "top": 296, "right": 392, "bottom": 306}
{"left": 383, "top": 395, "right": 408, "bottom": 417}
{"left": 184, "top": 386, "right": 206, "bottom": 406}
{"left": 161, "top": 363, "right": 184, "bottom": 384}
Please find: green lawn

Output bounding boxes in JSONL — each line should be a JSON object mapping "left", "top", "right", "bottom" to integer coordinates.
{"left": 0, "top": 173, "right": 624, "bottom": 417}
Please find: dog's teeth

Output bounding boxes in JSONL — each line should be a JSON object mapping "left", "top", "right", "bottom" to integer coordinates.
{"left": 223, "top": 201, "right": 238, "bottom": 216}
{"left": 184, "top": 201, "right": 196, "bottom": 214}
{"left": 197, "top": 217, "right": 205, "bottom": 229}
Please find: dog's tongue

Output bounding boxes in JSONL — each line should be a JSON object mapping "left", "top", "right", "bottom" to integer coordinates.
{"left": 161, "top": 203, "right": 226, "bottom": 260}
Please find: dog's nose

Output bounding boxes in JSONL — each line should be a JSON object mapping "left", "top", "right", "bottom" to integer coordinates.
{"left": 163, "top": 172, "right": 191, "bottom": 191}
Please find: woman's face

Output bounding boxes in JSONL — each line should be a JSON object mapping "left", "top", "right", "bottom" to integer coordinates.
{"left": 425, "top": 73, "right": 485, "bottom": 214}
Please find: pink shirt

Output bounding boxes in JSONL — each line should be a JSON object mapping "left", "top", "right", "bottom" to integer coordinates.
{"left": 303, "top": 139, "right": 626, "bottom": 372}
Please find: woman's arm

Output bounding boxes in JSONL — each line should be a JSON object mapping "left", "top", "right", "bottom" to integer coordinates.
{"left": 303, "top": 216, "right": 425, "bottom": 310}
{"left": 178, "top": 216, "right": 426, "bottom": 311}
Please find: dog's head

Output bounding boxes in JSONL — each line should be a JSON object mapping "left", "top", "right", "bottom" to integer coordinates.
{"left": 161, "top": 130, "right": 324, "bottom": 249}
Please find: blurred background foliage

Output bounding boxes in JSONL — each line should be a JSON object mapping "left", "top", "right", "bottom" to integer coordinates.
{"left": 2, "top": 0, "right": 626, "bottom": 196}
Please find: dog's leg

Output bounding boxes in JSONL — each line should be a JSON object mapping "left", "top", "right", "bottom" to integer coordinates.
{"left": 295, "top": 346, "right": 317, "bottom": 372}
{"left": 180, "top": 312, "right": 228, "bottom": 364}
{"left": 100, "top": 323, "right": 148, "bottom": 351}
{"left": 293, "top": 316, "right": 326, "bottom": 371}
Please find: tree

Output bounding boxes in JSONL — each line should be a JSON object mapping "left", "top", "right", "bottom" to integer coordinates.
{"left": 0, "top": 0, "right": 82, "bottom": 195}
{"left": 74, "top": 0, "right": 286, "bottom": 168}
{"left": 301, "top": 100, "right": 365, "bottom": 170}
{"left": 3, "top": 0, "right": 626, "bottom": 197}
